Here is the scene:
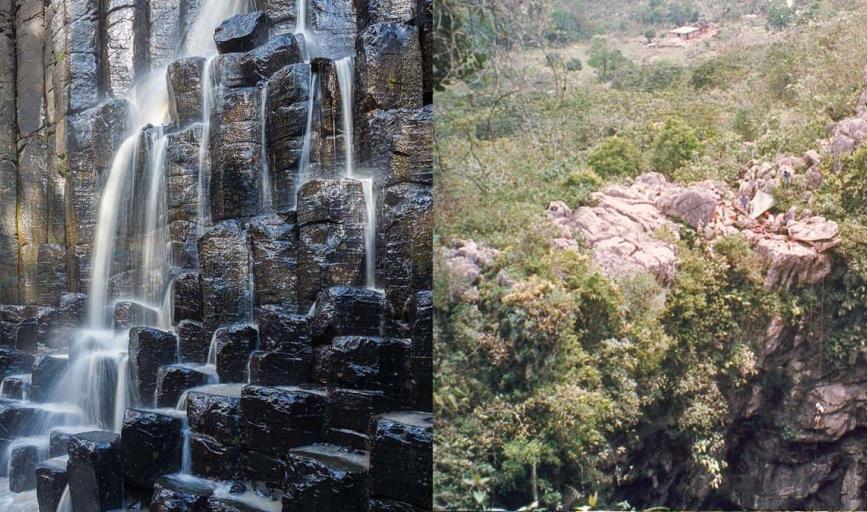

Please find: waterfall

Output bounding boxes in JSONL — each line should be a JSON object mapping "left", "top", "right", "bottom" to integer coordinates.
{"left": 335, "top": 57, "right": 377, "bottom": 289}
{"left": 334, "top": 57, "right": 355, "bottom": 177}
{"left": 141, "top": 128, "right": 172, "bottom": 320}
{"left": 197, "top": 55, "right": 218, "bottom": 236}
{"left": 87, "top": 135, "right": 140, "bottom": 329}
{"left": 294, "top": 72, "right": 319, "bottom": 205}
{"left": 259, "top": 85, "right": 273, "bottom": 212}
{"left": 56, "top": 486, "right": 72, "bottom": 512}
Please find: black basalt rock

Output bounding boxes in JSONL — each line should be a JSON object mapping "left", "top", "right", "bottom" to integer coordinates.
{"left": 49, "top": 428, "right": 74, "bottom": 458}
{"left": 9, "top": 442, "right": 39, "bottom": 491}
{"left": 189, "top": 432, "right": 242, "bottom": 480}
{"left": 369, "top": 497, "right": 429, "bottom": 512}
{"left": 178, "top": 319, "right": 207, "bottom": 364}
{"left": 214, "top": 12, "right": 270, "bottom": 54}
{"left": 255, "top": 305, "right": 310, "bottom": 355}
{"left": 240, "top": 385, "right": 329, "bottom": 455}
{"left": 167, "top": 56, "right": 206, "bottom": 127}
{"left": 359, "top": 22, "right": 423, "bottom": 112}
{"left": 0, "top": 347, "right": 35, "bottom": 379}
{"left": 365, "top": 106, "right": 433, "bottom": 188}
{"left": 329, "top": 336, "right": 411, "bottom": 397}
{"left": 310, "top": 287, "right": 385, "bottom": 344}
{"left": 241, "top": 448, "right": 288, "bottom": 489}
{"left": 329, "top": 388, "right": 395, "bottom": 433}
{"left": 186, "top": 384, "right": 244, "bottom": 446}
{"left": 113, "top": 300, "right": 160, "bottom": 331}
{"left": 283, "top": 444, "right": 370, "bottom": 511}
{"left": 14, "top": 318, "right": 39, "bottom": 353}
{"left": 1, "top": 374, "right": 29, "bottom": 400}
{"left": 238, "top": 33, "right": 304, "bottom": 85}
{"left": 151, "top": 473, "right": 217, "bottom": 512}
{"left": 297, "top": 180, "right": 367, "bottom": 307}
{"left": 36, "top": 456, "right": 68, "bottom": 512}
{"left": 128, "top": 327, "right": 178, "bottom": 404}
{"left": 67, "top": 431, "right": 123, "bottom": 512}
{"left": 173, "top": 271, "right": 203, "bottom": 323}
{"left": 120, "top": 408, "right": 183, "bottom": 487}
{"left": 248, "top": 350, "right": 309, "bottom": 386}
{"left": 30, "top": 354, "right": 68, "bottom": 402}
{"left": 157, "top": 364, "right": 212, "bottom": 408}
{"left": 213, "top": 325, "right": 259, "bottom": 383}
{"left": 250, "top": 212, "right": 299, "bottom": 307}
{"left": 369, "top": 412, "right": 432, "bottom": 508}
{"left": 198, "top": 221, "right": 254, "bottom": 341}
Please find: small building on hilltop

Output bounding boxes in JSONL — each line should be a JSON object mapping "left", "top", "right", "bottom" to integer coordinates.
{"left": 669, "top": 21, "right": 711, "bottom": 41}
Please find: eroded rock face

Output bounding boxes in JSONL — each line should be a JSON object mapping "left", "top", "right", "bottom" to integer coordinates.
{"left": 284, "top": 444, "right": 370, "bottom": 511}
{"left": 129, "top": 327, "right": 179, "bottom": 403}
{"left": 240, "top": 385, "right": 329, "bottom": 454}
{"left": 167, "top": 56, "right": 206, "bottom": 127}
{"left": 215, "top": 12, "right": 269, "bottom": 54}
{"left": 198, "top": 220, "right": 254, "bottom": 340}
{"left": 369, "top": 412, "right": 432, "bottom": 508}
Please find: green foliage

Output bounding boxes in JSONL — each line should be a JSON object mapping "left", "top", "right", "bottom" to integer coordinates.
{"left": 587, "top": 36, "right": 632, "bottom": 82}
{"left": 565, "top": 57, "right": 583, "bottom": 71}
{"left": 586, "top": 136, "right": 643, "bottom": 177}
{"left": 832, "top": 145, "right": 867, "bottom": 217}
{"left": 645, "top": 29, "right": 657, "bottom": 43}
{"left": 650, "top": 118, "right": 701, "bottom": 175}
{"left": 767, "top": 0, "right": 794, "bottom": 31}
{"left": 733, "top": 108, "right": 760, "bottom": 141}
{"left": 689, "top": 59, "right": 731, "bottom": 90}
{"left": 547, "top": 8, "right": 593, "bottom": 43}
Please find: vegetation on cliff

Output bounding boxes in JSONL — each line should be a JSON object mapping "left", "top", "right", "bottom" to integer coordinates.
{"left": 435, "top": 0, "right": 867, "bottom": 509}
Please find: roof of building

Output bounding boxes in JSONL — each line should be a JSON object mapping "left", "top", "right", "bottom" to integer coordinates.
{"left": 669, "top": 26, "right": 699, "bottom": 35}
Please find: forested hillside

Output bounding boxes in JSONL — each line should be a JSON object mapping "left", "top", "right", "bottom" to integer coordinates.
{"left": 435, "top": 1, "right": 867, "bottom": 509}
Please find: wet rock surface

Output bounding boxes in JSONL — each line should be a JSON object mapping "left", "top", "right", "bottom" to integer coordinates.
{"left": 240, "top": 385, "right": 329, "bottom": 454}
{"left": 178, "top": 319, "right": 207, "bottom": 363}
{"left": 151, "top": 474, "right": 216, "bottom": 512}
{"left": 121, "top": 408, "right": 183, "bottom": 486}
{"left": 198, "top": 220, "right": 254, "bottom": 340}
{"left": 168, "top": 56, "right": 206, "bottom": 127}
{"left": 248, "top": 350, "right": 308, "bottom": 386}
{"left": 67, "top": 431, "right": 123, "bottom": 511}
{"left": 0, "top": 375, "right": 28, "bottom": 400}
{"left": 297, "top": 180, "right": 366, "bottom": 306}
{"left": 186, "top": 384, "right": 244, "bottom": 446}
{"left": 9, "top": 443, "right": 39, "bottom": 491}
{"left": 283, "top": 443, "right": 370, "bottom": 511}
{"left": 369, "top": 412, "right": 432, "bottom": 507}
{"left": 35, "top": 456, "right": 67, "bottom": 512}
{"left": 214, "top": 325, "right": 259, "bottom": 383}
{"left": 329, "top": 336, "right": 411, "bottom": 397}
{"left": 214, "top": 12, "right": 269, "bottom": 54}
{"left": 129, "top": 327, "right": 179, "bottom": 403}
{"left": 255, "top": 305, "right": 310, "bottom": 355}
{"left": 30, "top": 354, "right": 67, "bottom": 402}
{"left": 311, "top": 286, "right": 385, "bottom": 343}
{"left": 189, "top": 431, "right": 242, "bottom": 481}
{"left": 157, "top": 364, "right": 211, "bottom": 408}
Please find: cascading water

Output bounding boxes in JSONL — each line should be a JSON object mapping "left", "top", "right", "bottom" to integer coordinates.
{"left": 335, "top": 57, "right": 377, "bottom": 289}
{"left": 260, "top": 85, "right": 273, "bottom": 212}
{"left": 197, "top": 55, "right": 219, "bottom": 236}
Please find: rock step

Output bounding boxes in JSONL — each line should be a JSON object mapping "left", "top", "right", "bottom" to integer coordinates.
{"left": 49, "top": 425, "right": 101, "bottom": 459}
{"left": 0, "top": 373, "right": 30, "bottom": 400}
{"left": 66, "top": 431, "right": 123, "bottom": 511}
{"left": 35, "top": 455, "right": 68, "bottom": 512}
{"left": 282, "top": 443, "right": 370, "bottom": 511}
{"left": 369, "top": 412, "right": 432, "bottom": 508}
{"left": 151, "top": 473, "right": 283, "bottom": 511}
{"left": 0, "top": 401, "right": 83, "bottom": 451}
{"left": 4, "top": 435, "right": 50, "bottom": 490}
{"left": 156, "top": 364, "right": 213, "bottom": 408}
{"left": 30, "top": 354, "right": 68, "bottom": 403}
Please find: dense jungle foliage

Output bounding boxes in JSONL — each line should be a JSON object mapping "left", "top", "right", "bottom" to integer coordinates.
{"left": 434, "top": 0, "right": 867, "bottom": 509}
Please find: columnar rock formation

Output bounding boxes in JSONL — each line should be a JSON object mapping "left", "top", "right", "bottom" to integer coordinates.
{"left": 0, "top": 0, "right": 432, "bottom": 509}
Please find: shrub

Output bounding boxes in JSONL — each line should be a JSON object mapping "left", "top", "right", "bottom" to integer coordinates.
{"left": 565, "top": 57, "right": 583, "bottom": 71}
{"left": 586, "top": 136, "right": 643, "bottom": 177}
{"left": 767, "top": 0, "right": 794, "bottom": 31}
{"left": 733, "top": 108, "right": 759, "bottom": 141}
{"left": 650, "top": 118, "right": 700, "bottom": 175}
{"left": 587, "top": 36, "right": 632, "bottom": 81}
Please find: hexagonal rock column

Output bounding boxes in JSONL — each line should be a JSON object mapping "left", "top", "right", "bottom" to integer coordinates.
{"left": 66, "top": 431, "right": 123, "bottom": 512}
{"left": 36, "top": 455, "right": 68, "bottom": 512}
{"left": 198, "top": 220, "right": 254, "bottom": 341}
{"left": 113, "top": 300, "right": 159, "bottom": 331}
{"left": 189, "top": 431, "right": 242, "bottom": 481}
{"left": 410, "top": 291, "right": 432, "bottom": 411}
{"left": 185, "top": 384, "right": 245, "bottom": 480}
{"left": 120, "top": 408, "right": 183, "bottom": 487}
{"left": 240, "top": 385, "right": 329, "bottom": 456}
{"left": 328, "top": 336, "right": 411, "bottom": 397}
{"left": 250, "top": 212, "right": 299, "bottom": 307}
{"left": 31, "top": 354, "right": 68, "bottom": 402}
{"left": 1, "top": 375, "right": 29, "bottom": 400}
{"left": 129, "top": 327, "right": 178, "bottom": 404}
{"left": 310, "top": 286, "right": 385, "bottom": 344}
{"left": 283, "top": 444, "right": 370, "bottom": 511}
{"left": 248, "top": 350, "right": 309, "bottom": 386}
{"left": 265, "top": 63, "right": 310, "bottom": 210}
{"left": 213, "top": 325, "right": 258, "bottom": 383}
{"left": 297, "top": 179, "right": 366, "bottom": 308}
{"left": 9, "top": 442, "right": 41, "bottom": 491}
{"left": 214, "top": 12, "right": 269, "bottom": 54}
{"left": 167, "top": 57, "right": 206, "bottom": 127}
{"left": 177, "top": 319, "right": 207, "bottom": 363}
{"left": 358, "top": 22, "right": 424, "bottom": 112}
{"left": 151, "top": 474, "right": 217, "bottom": 511}
{"left": 156, "top": 364, "right": 211, "bottom": 408}
{"left": 369, "top": 412, "right": 432, "bottom": 508}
